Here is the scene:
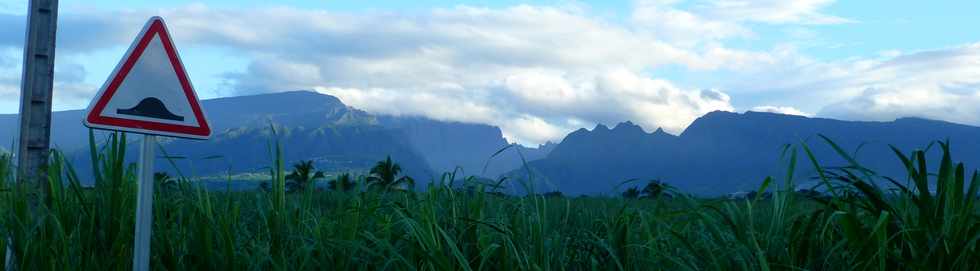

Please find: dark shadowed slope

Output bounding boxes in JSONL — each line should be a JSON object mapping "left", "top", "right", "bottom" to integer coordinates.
{"left": 507, "top": 111, "right": 980, "bottom": 196}
{"left": 504, "top": 122, "right": 681, "bottom": 195}
{"left": 376, "top": 116, "right": 552, "bottom": 177}
{"left": 143, "top": 124, "right": 433, "bottom": 185}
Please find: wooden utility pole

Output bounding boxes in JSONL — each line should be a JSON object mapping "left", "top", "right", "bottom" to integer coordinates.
{"left": 16, "top": 0, "right": 59, "bottom": 187}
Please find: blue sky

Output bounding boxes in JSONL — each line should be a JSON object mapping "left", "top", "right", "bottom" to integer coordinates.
{"left": 2, "top": 1, "right": 980, "bottom": 145}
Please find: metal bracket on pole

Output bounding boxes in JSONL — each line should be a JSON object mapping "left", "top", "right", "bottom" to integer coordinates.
{"left": 132, "top": 135, "right": 155, "bottom": 271}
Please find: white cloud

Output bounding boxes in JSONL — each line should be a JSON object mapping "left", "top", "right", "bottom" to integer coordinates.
{"left": 628, "top": 0, "right": 852, "bottom": 47}
{"left": 594, "top": 70, "right": 734, "bottom": 132}
{"left": 816, "top": 43, "right": 980, "bottom": 123}
{"left": 316, "top": 68, "right": 733, "bottom": 145}
{"left": 698, "top": 0, "right": 854, "bottom": 25}
{"left": 750, "top": 105, "right": 812, "bottom": 117}
{"left": 631, "top": 0, "right": 751, "bottom": 44}
{"left": 714, "top": 41, "right": 980, "bottom": 125}
{"left": 96, "top": 4, "right": 756, "bottom": 145}
{"left": 500, "top": 115, "right": 568, "bottom": 145}
{"left": 314, "top": 86, "right": 500, "bottom": 126}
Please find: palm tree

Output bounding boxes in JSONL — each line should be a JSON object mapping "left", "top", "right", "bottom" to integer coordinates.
{"left": 366, "top": 156, "right": 415, "bottom": 191}
{"left": 286, "top": 160, "right": 325, "bottom": 192}
{"left": 641, "top": 179, "right": 672, "bottom": 199}
{"left": 622, "top": 187, "right": 641, "bottom": 199}
{"left": 328, "top": 173, "right": 357, "bottom": 192}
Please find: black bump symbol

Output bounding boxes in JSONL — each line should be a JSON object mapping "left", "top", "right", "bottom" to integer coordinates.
{"left": 117, "top": 97, "right": 184, "bottom": 121}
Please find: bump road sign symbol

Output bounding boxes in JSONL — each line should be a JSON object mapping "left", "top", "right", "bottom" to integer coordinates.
{"left": 117, "top": 97, "right": 185, "bottom": 121}
{"left": 83, "top": 16, "right": 210, "bottom": 139}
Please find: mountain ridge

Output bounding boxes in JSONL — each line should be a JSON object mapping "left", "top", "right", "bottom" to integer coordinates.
{"left": 506, "top": 110, "right": 980, "bottom": 196}
{"left": 0, "top": 90, "right": 551, "bottom": 184}
{"left": 7, "top": 92, "right": 980, "bottom": 195}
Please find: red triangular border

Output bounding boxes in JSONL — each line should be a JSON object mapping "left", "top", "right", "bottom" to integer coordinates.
{"left": 84, "top": 17, "right": 211, "bottom": 139}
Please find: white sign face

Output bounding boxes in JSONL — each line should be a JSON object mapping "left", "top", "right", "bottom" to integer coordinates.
{"left": 83, "top": 16, "right": 211, "bottom": 139}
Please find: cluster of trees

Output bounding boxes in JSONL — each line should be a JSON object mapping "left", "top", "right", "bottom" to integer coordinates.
{"left": 274, "top": 155, "right": 415, "bottom": 193}
{"left": 151, "top": 156, "right": 719, "bottom": 200}
{"left": 281, "top": 162, "right": 683, "bottom": 199}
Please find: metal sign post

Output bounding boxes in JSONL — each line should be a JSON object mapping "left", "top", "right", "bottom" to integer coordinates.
{"left": 81, "top": 17, "right": 210, "bottom": 271}
{"left": 132, "top": 135, "right": 155, "bottom": 270}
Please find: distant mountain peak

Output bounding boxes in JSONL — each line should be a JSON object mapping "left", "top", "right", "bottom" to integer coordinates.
{"left": 279, "top": 89, "right": 320, "bottom": 94}
{"left": 230, "top": 90, "right": 332, "bottom": 99}
{"left": 894, "top": 116, "right": 946, "bottom": 123}
{"left": 613, "top": 121, "right": 637, "bottom": 128}
{"left": 701, "top": 110, "right": 738, "bottom": 118}
{"left": 537, "top": 141, "right": 557, "bottom": 149}
{"left": 205, "top": 90, "right": 345, "bottom": 111}
{"left": 594, "top": 124, "right": 610, "bottom": 131}
{"left": 743, "top": 110, "right": 811, "bottom": 120}
{"left": 698, "top": 110, "right": 814, "bottom": 121}
{"left": 612, "top": 121, "right": 646, "bottom": 134}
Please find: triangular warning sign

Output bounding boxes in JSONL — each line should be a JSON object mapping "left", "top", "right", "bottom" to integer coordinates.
{"left": 83, "top": 16, "right": 211, "bottom": 139}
